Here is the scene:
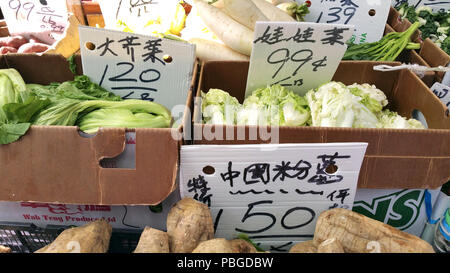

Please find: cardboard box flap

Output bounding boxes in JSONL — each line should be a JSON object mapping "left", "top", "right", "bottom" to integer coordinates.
{"left": 99, "top": 128, "right": 179, "bottom": 205}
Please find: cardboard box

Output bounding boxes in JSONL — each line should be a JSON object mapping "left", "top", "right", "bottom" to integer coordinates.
{"left": 192, "top": 61, "right": 450, "bottom": 189}
{"left": 0, "top": 53, "right": 196, "bottom": 205}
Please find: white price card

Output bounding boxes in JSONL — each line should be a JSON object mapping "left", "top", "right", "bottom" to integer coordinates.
{"left": 303, "top": 0, "right": 391, "bottom": 43}
{"left": 245, "top": 22, "right": 354, "bottom": 97}
{"left": 391, "top": 0, "right": 450, "bottom": 12}
{"left": 180, "top": 143, "right": 368, "bottom": 252}
{"left": 431, "top": 82, "right": 450, "bottom": 110}
{"left": 78, "top": 26, "right": 196, "bottom": 111}
{"left": 97, "top": 0, "right": 180, "bottom": 32}
{"left": 0, "top": 0, "right": 68, "bottom": 43}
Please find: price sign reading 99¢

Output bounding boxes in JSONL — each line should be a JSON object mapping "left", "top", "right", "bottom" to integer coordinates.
{"left": 0, "top": 0, "right": 68, "bottom": 42}
{"left": 79, "top": 26, "right": 196, "bottom": 111}
{"left": 179, "top": 143, "right": 367, "bottom": 252}
{"left": 303, "top": 0, "right": 391, "bottom": 43}
{"left": 245, "top": 22, "right": 354, "bottom": 98}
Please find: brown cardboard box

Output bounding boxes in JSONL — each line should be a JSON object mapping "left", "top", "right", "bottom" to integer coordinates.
{"left": 0, "top": 54, "right": 196, "bottom": 205}
{"left": 192, "top": 61, "right": 450, "bottom": 189}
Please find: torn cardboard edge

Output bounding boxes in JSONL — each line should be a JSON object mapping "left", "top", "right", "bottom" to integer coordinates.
{"left": 0, "top": 54, "right": 197, "bottom": 205}
{"left": 192, "top": 60, "right": 450, "bottom": 189}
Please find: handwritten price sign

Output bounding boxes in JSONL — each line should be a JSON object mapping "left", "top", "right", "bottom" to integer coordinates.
{"left": 79, "top": 26, "right": 195, "bottom": 111}
{"left": 0, "top": 0, "right": 68, "bottom": 42}
{"left": 303, "top": 0, "right": 391, "bottom": 43}
{"left": 431, "top": 82, "right": 450, "bottom": 110}
{"left": 245, "top": 22, "right": 353, "bottom": 97}
{"left": 180, "top": 143, "right": 367, "bottom": 252}
{"left": 392, "top": 0, "right": 450, "bottom": 12}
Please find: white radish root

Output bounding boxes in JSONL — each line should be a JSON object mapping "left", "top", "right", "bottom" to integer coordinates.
{"left": 222, "top": 0, "right": 269, "bottom": 30}
{"left": 193, "top": 0, "right": 254, "bottom": 56}
{"left": 251, "top": 0, "right": 296, "bottom": 21}
{"left": 190, "top": 38, "right": 250, "bottom": 61}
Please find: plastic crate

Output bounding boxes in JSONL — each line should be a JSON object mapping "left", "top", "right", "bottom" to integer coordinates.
{"left": 0, "top": 222, "right": 141, "bottom": 253}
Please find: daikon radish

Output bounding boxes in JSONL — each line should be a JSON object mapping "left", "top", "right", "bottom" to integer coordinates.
{"left": 193, "top": 0, "right": 253, "bottom": 56}
{"left": 212, "top": 0, "right": 226, "bottom": 8}
{"left": 251, "top": 0, "right": 296, "bottom": 21}
{"left": 222, "top": 0, "right": 269, "bottom": 30}
{"left": 265, "top": 0, "right": 292, "bottom": 4}
{"left": 190, "top": 38, "right": 250, "bottom": 61}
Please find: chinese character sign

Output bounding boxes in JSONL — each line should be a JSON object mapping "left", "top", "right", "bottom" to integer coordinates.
{"left": 431, "top": 83, "right": 450, "bottom": 110}
{"left": 78, "top": 26, "right": 196, "bottom": 111}
{"left": 245, "top": 22, "right": 354, "bottom": 98}
{"left": 179, "top": 143, "right": 367, "bottom": 251}
{"left": 0, "top": 0, "right": 68, "bottom": 42}
{"left": 303, "top": 0, "right": 391, "bottom": 43}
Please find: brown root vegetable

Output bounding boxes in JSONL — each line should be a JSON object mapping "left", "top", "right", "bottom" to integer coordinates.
{"left": 166, "top": 198, "right": 214, "bottom": 253}
{"left": 289, "top": 240, "right": 317, "bottom": 253}
{"left": 317, "top": 238, "right": 345, "bottom": 253}
{"left": 192, "top": 238, "right": 236, "bottom": 253}
{"left": 230, "top": 239, "right": 257, "bottom": 253}
{"left": 313, "top": 208, "right": 435, "bottom": 253}
{"left": 18, "top": 43, "right": 50, "bottom": 54}
{"left": 35, "top": 220, "right": 112, "bottom": 253}
{"left": 0, "top": 245, "right": 11, "bottom": 253}
{"left": 0, "top": 46, "right": 18, "bottom": 54}
{"left": 133, "top": 227, "right": 170, "bottom": 253}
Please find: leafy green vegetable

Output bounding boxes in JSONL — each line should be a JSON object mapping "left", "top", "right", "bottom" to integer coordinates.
{"left": 397, "top": 3, "right": 450, "bottom": 54}
{"left": 0, "top": 68, "right": 172, "bottom": 144}
{"left": 0, "top": 122, "right": 31, "bottom": 144}
{"left": 201, "top": 88, "right": 241, "bottom": 125}
{"left": 67, "top": 54, "right": 77, "bottom": 74}
{"left": 238, "top": 85, "right": 310, "bottom": 126}
{"left": 287, "top": 3, "right": 310, "bottom": 22}
{"left": 378, "top": 109, "right": 425, "bottom": 129}
{"left": 343, "top": 22, "right": 421, "bottom": 61}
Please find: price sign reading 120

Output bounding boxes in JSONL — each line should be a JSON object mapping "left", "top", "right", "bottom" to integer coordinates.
{"left": 78, "top": 26, "right": 196, "bottom": 112}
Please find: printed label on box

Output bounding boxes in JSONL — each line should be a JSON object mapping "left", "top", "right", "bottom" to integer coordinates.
{"left": 353, "top": 188, "right": 441, "bottom": 236}
{"left": 179, "top": 143, "right": 367, "bottom": 252}
{"left": 303, "top": 0, "right": 390, "bottom": 43}
{"left": 245, "top": 22, "right": 354, "bottom": 97}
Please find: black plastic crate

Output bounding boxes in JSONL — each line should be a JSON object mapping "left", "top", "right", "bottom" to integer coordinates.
{"left": 0, "top": 222, "right": 141, "bottom": 253}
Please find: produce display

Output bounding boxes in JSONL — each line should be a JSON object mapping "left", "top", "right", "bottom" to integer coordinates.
{"left": 343, "top": 23, "right": 421, "bottom": 61}
{"left": 0, "top": 68, "right": 172, "bottom": 144}
{"left": 35, "top": 219, "right": 112, "bottom": 253}
{"left": 201, "top": 82, "right": 425, "bottom": 129}
{"left": 0, "top": 0, "right": 447, "bottom": 256}
{"left": 397, "top": 3, "right": 450, "bottom": 54}
{"left": 28, "top": 198, "right": 435, "bottom": 253}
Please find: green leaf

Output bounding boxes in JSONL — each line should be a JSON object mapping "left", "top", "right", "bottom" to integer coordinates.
{"left": 3, "top": 95, "right": 51, "bottom": 123}
{"left": 67, "top": 54, "right": 77, "bottom": 75}
{"left": 236, "top": 233, "right": 265, "bottom": 252}
{"left": 0, "top": 122, "right": 31, "bottom": 144}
